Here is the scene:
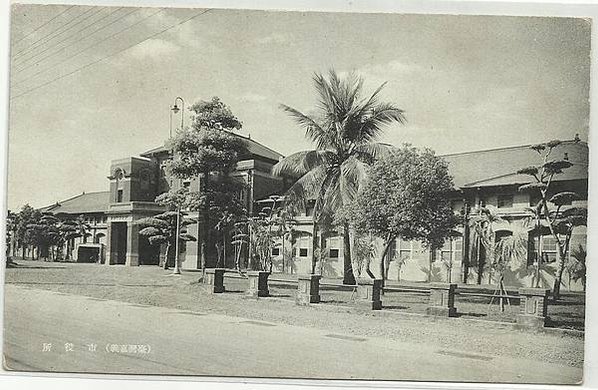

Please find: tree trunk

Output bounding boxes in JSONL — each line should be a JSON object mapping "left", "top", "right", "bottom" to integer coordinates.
{"left": 342, "top": 223, "right": 356, "bottom": 285}
{"left": 477, "top": 241, "right": 484, "bottom": 284}
{"left": 552, "top": 232, "right": 572, "bottom": 302}
{"left": 163, "top": 244, "right": 171, "bottom": 270}
{"left": 311, "top": 221, "right": 318, "bottom": 275}
{"left": 199, "top": 171, "right": 209, "bottom": 273}
{"left": 553, "top": 258, "right": 566, "bottom": 301}
{"left": 371, "top": 237, "right": 393, "bottom": 283}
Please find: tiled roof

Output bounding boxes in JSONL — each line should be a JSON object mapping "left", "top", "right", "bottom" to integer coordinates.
{"left": 441, "top": 140, "right": 588, "bottom": 188}
{"left": 41, "top": 191, "right": 110, "bottom": 215}
{"left": 140, "top": 131, "right": 284, "bottom": 163}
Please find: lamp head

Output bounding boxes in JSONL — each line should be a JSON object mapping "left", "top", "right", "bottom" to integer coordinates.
{"left": 171, "top": 104, "right": 180, "bottom": 114}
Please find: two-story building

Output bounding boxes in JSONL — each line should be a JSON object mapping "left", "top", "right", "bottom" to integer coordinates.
{"left": 267, "top": 138, "right": 588, "bottom": 291}
{"left": 43, "top": 136, "right": 588, "bottom": 291}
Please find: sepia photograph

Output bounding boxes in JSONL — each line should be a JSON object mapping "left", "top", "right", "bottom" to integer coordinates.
{"left": 1, "top": 1, "right": 592, "bottom": 387}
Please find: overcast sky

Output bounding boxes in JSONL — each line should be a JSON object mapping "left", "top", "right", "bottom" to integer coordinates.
{"left": 7, "top": 5, "right": 591, "bottom": 210}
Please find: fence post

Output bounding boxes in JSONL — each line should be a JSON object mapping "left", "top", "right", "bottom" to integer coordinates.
{"left": 356, "top": 278, "right": 382, "bottom": 310}
{"left": 296, "top": 274, "right": 321, "bottom": 305}
{"left": 204, "top": 268, "right": 225, "bottom": 293}
{"left": 246, "top": 271, "right": 270, "bottom": 298}
{"left": 426, "top": 283, "right": 457, "bottom": 317}
{"left": 517, "top": 288, "right": 550, "bottom": 329}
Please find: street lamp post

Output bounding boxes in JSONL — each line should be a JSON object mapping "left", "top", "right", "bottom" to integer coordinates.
{"left": 170, "top": 96, "right": 185, "bottom": 275}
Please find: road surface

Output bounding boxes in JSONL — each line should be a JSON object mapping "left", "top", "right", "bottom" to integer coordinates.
{"left": 2, "top": 285, "right": 582, "bottom": 384}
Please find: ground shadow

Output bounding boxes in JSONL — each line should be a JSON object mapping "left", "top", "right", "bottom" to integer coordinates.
{"left": 456, "top": 312, "right": 487, "bottom": 318}
{"left": 383, "top": 305, "right": 410, "bottom": 310}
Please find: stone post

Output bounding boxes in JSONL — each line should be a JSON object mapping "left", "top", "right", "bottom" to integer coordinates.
{"left": 205, "top": 268, "right": 225, "bottom": 293}
{"left": 356, "top": 278, "right": 382, "bottom": 310}
{"left": 517, "top": 288, "right": 550, "bottom": 329}
{"left": 296, "top": 274, "right": 321, "bottom": 305}
{"left": 125, "top": 222, "right": 139, "bottom": 266}
{"left": 426, "top": 283, "right": 458, "bottom": 317}
{"left": 105, "top": 223, "right": 113, "bottom": 265}
{"left": 246, "top": 271, "right": 270, "bottom": 298}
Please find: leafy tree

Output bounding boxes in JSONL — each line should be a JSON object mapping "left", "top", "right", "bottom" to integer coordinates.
{"left": 167, "top": 97, "right": 248, "bottom": 271}
{"left": 491, "top": 220, "right": 529, "bottom": 311}
{"left": 16, "top": 204, "right": 37, "bottom": 258}
{"left": 273, "top": 70, "right": 406, "bottom": 284}
{"left": 6, "top": 210, "right": 19, "bottom": 259}
{"left": 231, "top": 218, "right": 250, "bottom": 273}
{"left": 138, "top": 189, "right": 197, "bottom": 271}
{"left": 26, "top": 213, "right": 61, "bottom": 261}
{"left": 517, "top": 139, "right": 587, "bottom": 300}
{"left": 60, "top": 215, "right": 92, "bottom": 260}
{"left": 352, "top": 233, "right": 377, "bottom": 278}
{"left": 468, "top": 206, "right": 502, "bottom": 285}
{"left": 344, "top": 145, "right": 458, "bottom": 283}
{"left": 567, "top": 245, "right": 586, "bottom": 291}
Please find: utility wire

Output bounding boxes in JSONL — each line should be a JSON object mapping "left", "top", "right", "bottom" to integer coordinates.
{"left": 11, "top": 9, "right": 212, "bottom": 100}
{"left": 12, "top": 7, "right": 99, "bottom": 59}
{"left": 11, "top": 5, "right": 75, "bottom": 46}
{"left": 13, "top": 7, "right": 125, "bottom": 75}
{"left": 11, "top": 8, "right": 140, "bottom": 86}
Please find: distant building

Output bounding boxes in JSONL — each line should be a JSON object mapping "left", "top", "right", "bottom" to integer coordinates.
{"left": 41, "top": 191, "right": 110, "bottom": 263}
{"left": 44, "top": 137, "right": 588, "bottom": 290}
{"left": 268, "top": 138, "right": 588, "bottom": 291}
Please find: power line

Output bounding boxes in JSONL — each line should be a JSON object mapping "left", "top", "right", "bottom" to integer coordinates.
{"left": 11, "top": 8, "right": 141, "bottom": 87}
{"left": 13, "top": 7, "right": 124, "bottom": 74}
{"left": 12, "top": 6, "right": 99, "bottom": 59}
{"left": 13, "top": 7, "right": 105, "bottom": 62}
{"left": 11, "top": 9, "right": 212, "bottom": 100}
{"left": 11, "top": 5, "right": 75, "bottom": 46}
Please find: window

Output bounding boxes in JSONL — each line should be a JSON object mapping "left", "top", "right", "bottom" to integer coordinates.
{"left": 182, "top": 180, "right": 191, "bottom": 189}
{"left": 541, "top": 236, "right": 558, "bottom": 263}
{"left": 329, "top": 249, "right": 339, "bottom": 258}
{"left": 299, "top": 248, "right": 308, "bottom": 257}
{"left": 438, "top": 237, "right": 463, "bottom": 265}
{"left": 271, "top": 247, "right": 280, "bottom": 256}
{"left": 497, "top": 194, "right": 514, "bottom": 209}
{"left": 117, "top": 189, "right": 123, "bottom": 203}
{"left": 397, "top": 238, "right": 414, "bottom": 262}
{"left": 528, "top": 234, "right": 561, "bottom": 265}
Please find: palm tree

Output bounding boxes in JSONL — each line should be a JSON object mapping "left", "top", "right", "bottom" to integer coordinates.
{"left": 492, "top": 220, "right": 529, "bottom": 311}
{"left": 273, "top": 70, "right": 406, "bottom": 284}
{"left": 569, "top": 245, "right": 586, "bottom": 291}
{"left": 468, "top": 206, "right": 502, "bottom": 285}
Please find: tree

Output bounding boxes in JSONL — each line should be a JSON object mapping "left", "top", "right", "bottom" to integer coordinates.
{"left": 6, "top": 210, "right": 19, "bottom": 259}
{"left": 138, "top": 189, "right": 197, "bottom": 271}
{"left": 352, "top": 233, "right": 377, "bottom": 278}
{"left": 517, "top": 139, "right": 587, "bottom": 300}
{"left": 273, "top": 70, "right": 406, "bottom": 284}
{"left": 568, "top": 245, "right": 586, "bottom": 291}
{"left": 492, "top": 220, "right": 529, "bottom": 311}
{"left": 16, "top": 204, "right": 37, "bottom": 258}
{"left": 26, "top": 213, "right": 61, "bottom": 261}
{"left": 344, "top": 145, "right": 458, "bottom": 283}
{"left": 269, "top": 203, "right": 298, "bottom": 273}
{"left": 468, "top": 206, "right": 503, "bottom": 285}
{"left": 60, "top": 215, "right": 92, "bottom": 260}
{"left": 168, "top": 97, "right": 248, "bottom": 272}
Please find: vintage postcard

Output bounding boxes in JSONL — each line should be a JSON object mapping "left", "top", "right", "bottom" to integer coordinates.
{"left": 1, "top": 2, "right": 591, "bottom": 386}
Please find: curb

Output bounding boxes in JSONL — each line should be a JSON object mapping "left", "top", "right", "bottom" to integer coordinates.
{"left": 217, "top": 275, "right": 584, "bottom": 337}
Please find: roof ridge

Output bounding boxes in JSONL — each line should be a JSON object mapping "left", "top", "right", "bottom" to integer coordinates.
{"left": 40, "top": 192, "right": 86, "bottom": 210}
{"left": 226, "top": 130, "right": 285, "bottom": 158}
{"left": 440, "top": 138, "right": 585, "bottom": 158}
{"left": 80, "top": 190, "right": 110, "bottom": 195}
